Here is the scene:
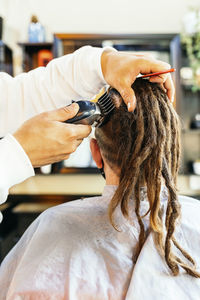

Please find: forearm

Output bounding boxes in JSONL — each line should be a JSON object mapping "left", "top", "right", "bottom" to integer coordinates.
{"left": 0, "top": 46, "right": 107, "bottom": 136}
{"left": 0, "top": 135, "right": 34, "bottom": 220}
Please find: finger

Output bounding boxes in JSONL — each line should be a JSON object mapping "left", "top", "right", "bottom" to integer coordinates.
{"left": 148, "top": 74, "right": 168, "bottom": 84}
{"left": 66, "top": 139, "right": 84, "bottom": 154}
{"left": 139, "top": 58, "right": 171, "bottom": 75}
{"left": 52, "top": 154, "right": 70, "bottom": 162}
{"left": 163, "top": 75, "right": 175, "bottom": 102}
{"left": 65, "top": 124, "right": 92, "bottom": 140}
{"left": 118, "top": 86, "right": 136, "bottom": 112}
{"left": 62, "top": 154, "right": 70, "bottom": 161}
{"left": 147, "top": 74, "right": 174, "bottom": 102}
{"left": 47, "top": 103, "right": 79, "bottom": 122}
{"left": 119, "top": 51, "right": 154, "bottom": 59}
{"left": 71, "top": 139, "right": 83, "bottom": 152}
{"left": 159, "top": 83, "right": 166, "bottom": 93}
{"left": 75, "top": 139, "right": 83, "bottom": 147}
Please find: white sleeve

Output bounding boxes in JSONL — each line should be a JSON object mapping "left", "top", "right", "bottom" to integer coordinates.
{"left": 0, "top": 45, "right": 110, "bottom": 222}
{"left": 0, "top": 45, "right": 108, "bottom": 137}
{"left": 0, "top": 134, "right": 34, "bottom": 222}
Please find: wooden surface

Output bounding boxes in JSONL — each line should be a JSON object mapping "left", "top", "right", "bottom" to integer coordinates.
{"left": 9, "top": 174, "right": 200, "bottom": 197}
{"left": 54, "top": 33, "right": 176, "bottom": 41}
{"left": 12, "top": 202, "right": 57, "bottom": 213}
{"left": 9, "top": 174, "right": 105, "bottom": 196}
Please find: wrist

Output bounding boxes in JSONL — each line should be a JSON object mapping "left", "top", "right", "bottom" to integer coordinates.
{"left": 13, "top": 131, "right": 29, "bottom": 161}
{"left": 101, "top": 48, "right": 117, "bottom": 84}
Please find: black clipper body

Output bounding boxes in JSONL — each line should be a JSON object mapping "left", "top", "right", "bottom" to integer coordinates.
{"left": 66, "top": 91, "right": 115, "bottom": 127}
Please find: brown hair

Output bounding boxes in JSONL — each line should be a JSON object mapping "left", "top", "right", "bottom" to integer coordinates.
{"left": 95, "top": 78, "right": 200, "bottom": 277}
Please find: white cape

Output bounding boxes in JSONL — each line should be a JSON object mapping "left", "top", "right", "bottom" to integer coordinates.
{"left": 0, "top": 186, "right": 200, "bottom": 300}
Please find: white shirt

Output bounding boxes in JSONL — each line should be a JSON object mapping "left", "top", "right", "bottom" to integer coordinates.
{"left": 0, "top": 46, "right": 107, "bottom": 221}
{"left": 0, "top": 185, "right": 200, "bottom": 299}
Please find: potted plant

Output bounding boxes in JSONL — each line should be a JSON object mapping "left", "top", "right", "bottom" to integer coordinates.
{"left": 181, "top": 7, "right": 200, "bottom": 91}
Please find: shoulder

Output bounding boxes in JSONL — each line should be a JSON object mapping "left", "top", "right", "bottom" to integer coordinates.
{"left": 176, "top": 195, "right": 200, "bottom": 261}
{"left": 178, "top": 195, "right": 200, "bottom": 225}
{"left": 25, "top": 195, "right": 111, "bottom": 246}
{"left": 39, "top": 195, "right": 107, "bottom": 227}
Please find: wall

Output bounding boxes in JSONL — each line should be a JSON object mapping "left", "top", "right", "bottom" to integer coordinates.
{"left": 0, "top": 0, "right": 199, "bottom": 74}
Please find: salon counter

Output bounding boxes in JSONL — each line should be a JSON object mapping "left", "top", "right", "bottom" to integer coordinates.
{"left": 9, "top": 174, "right": 105, "bottom": 196}
{"left": 9, "top": 174, "right": 200, "bottom": 198}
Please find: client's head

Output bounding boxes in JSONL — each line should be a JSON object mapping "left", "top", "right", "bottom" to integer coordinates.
{"left": 92, "top": 78, "right": 181, "bottom": 227}
{"left": 90, "top": 78, "right": 199, "bottom": 278}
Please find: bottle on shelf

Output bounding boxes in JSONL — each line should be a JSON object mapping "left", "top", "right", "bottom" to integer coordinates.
{"left": 192, "top": 159, "right": 200, "bottom": 175}
{"left": 28, "top": 15, "right": 45, "bottom": 43}
{"left": 191, "top": 113, "right": 200, "bottom": 129}
{"left": 38, "top": 49, "right": 53, "bottom": 67}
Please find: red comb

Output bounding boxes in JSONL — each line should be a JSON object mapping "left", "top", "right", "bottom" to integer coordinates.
{"left": 140, "top": 68, "right": 175, "bottom": 78}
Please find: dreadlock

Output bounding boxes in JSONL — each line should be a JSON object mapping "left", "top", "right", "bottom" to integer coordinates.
{"left": 95, "top": 78, "right": 200, "bottom": 277}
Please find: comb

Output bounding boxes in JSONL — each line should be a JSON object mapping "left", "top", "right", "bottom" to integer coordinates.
{"left": 97, "top": 91, "right": 115, "bottom": 116}
{"left": 140, "top": 68, "right": 175, "bottom": 79}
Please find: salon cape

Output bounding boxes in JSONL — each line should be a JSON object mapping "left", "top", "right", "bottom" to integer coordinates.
{"left": 0, "top": 46, "right": 107, "bottom": 222}
{"left": 0, "top": 185, "right": 200, "bottom": 300}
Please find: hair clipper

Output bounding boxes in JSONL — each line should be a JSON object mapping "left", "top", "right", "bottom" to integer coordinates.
{"left": 66, "top": 91, "right": 115, "bottom": 127}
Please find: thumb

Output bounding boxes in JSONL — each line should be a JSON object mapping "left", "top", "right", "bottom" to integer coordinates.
{"left": 118, "top": 86, "right": 136, "bottom": 112}
{"left": 47, "top": 103, "right": 79, "bottom": 122}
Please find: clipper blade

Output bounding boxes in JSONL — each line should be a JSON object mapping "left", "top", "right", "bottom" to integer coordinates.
{"left": 97, "top": 91, "right": 115, "bottom": 117}
{"left": 66, "top": 91, "right": 115, "bottom": 127}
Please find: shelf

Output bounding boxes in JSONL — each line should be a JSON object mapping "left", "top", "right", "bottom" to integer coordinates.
{"left": 18, "top": 42, "right": 54, "bottom": 72}
{"left": 8, "top": 173, "right": 200, "bottom": 197}
{"left": 9, "top": 174, "right": 105, "bottom": 196}
{"left": 181, "top": 83, "right": 193, "bottom": 90}
{"left": 18, "top": 42, "right": 53, "bottom": 48}
{"left": 0, "top": 41, "right": 13, "bottom": 75}
{"left": 54, "top": 33, "right": 176, "bottom": 43}
{"left": 182, "top": 129, "right": 200, "bottom": 134}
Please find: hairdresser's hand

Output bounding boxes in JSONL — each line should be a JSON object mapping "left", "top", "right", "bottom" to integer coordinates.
{"left": 13, "top": 103, "right": 91, "bottom": 167}
{"left": 101, "top": 49, "right": 175, "bottom": 112}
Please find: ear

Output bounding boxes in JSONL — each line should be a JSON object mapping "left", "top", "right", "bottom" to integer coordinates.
{"left": 90, "top": 138, "right": 103, "bottom": 169}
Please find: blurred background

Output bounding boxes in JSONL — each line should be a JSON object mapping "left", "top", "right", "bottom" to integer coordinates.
{"left": 0, "top": 0, "right": 200, "bottom": 260}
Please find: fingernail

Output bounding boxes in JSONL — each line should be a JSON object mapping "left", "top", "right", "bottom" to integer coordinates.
{"left": 131, "top": 96, "right": 137, "bottom": 111}
{"left": 71, "top": 102, "right": 79, "bottom": 108}
{"left": 127, "top": 102, "right": 131, "bottom": 111}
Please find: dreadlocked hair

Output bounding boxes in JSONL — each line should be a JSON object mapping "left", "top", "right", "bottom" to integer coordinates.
{"left": 95, "top": 78, "right": 200, "bottom": 278}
